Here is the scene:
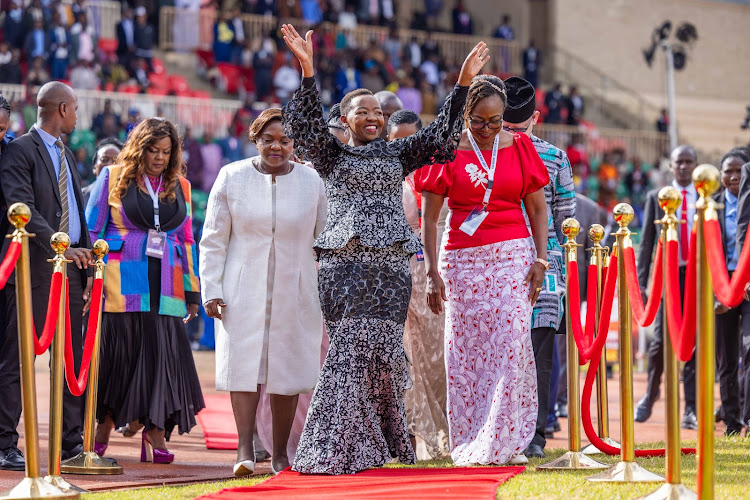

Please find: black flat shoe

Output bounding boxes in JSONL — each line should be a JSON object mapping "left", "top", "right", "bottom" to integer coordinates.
{"left": 634, "top": 396, "right": 653, "bottom": 423}
{"left": 0, "top": 446, "right": 25, "bottom": 471}
{"left": 523, "top": 443, "right": 546, "bottom": 459}
{"left": 61, "top": 444, "right": 83, "bottom": 461}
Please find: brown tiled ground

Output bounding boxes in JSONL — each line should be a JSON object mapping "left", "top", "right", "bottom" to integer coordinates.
{"left": 0, "top": 351, "right": 724, "bottom": 492}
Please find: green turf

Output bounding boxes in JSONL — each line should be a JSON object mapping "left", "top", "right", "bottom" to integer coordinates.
{"left": 90, "top": 438, "right": 750, "bottom": 499}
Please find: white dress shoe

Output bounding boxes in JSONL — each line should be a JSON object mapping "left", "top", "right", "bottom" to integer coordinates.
{"left": 233, "top": 459, "right": 255, "bottom": 477}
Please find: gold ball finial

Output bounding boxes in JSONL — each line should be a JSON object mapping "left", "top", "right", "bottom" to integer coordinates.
{"left": 658, "top": 186, "right": 683, "bottom": 214}
{"left": 92, "top": 239, "right": 109, "bottom": 260}
{"left": 588, "top": 224, "right": 605, "bottom": 244}
{"left": 7, "top": 203, "right": 31, "bottom": 229}
{"left": 693, "top": 164, "right": 721, "bottom": 198}
{"left": 50, "top": 232, "right": 71, "bottom": 255}
{"left": 613, "top": 203, "right": 634, "bottom": 228}
{"left": 562, "top": 218, "right": 581, "bottom": 240}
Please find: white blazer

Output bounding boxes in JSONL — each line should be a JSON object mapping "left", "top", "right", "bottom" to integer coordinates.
{"left": 200, "top": 158, "right": 327, "bottom": 394}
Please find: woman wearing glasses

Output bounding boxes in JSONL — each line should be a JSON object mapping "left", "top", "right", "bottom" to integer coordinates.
{"left": 420, "top": 75, "right": 549, "bottom": 466}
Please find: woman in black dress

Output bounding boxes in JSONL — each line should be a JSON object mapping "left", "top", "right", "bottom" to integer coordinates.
{"left": 281, "top": 24, "right": 489, "bottom": 474}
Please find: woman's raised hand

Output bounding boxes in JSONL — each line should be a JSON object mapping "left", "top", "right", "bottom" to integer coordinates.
{"left": 457, "top": 42, "right": 490, "bottom": 87}
{"left": 281, "top": 24, "right": 314, "bottom": 77}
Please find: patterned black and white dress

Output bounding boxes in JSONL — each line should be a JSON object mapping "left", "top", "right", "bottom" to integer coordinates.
{"left": 282, "top": 77, "right": 468, "bottom": 474}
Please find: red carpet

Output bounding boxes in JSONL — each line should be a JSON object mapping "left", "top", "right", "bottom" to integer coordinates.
{"left": 198, "top": 466, "right": 525, "bottom": 500}
{"left": 197, "top": 394, "right": 238, "bottom": 450}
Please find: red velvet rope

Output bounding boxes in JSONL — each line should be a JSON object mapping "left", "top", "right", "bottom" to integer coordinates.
{"left": 623, "top": 240, "right": 663, "bottom": 327}
{"left": 704, "top": 218, "right": 750, "bottom": 308}
{"left": 0, "top": 240, "right": 21, "bottom": 290}
{"left": 33, "top": 272, "right": 63, "bottom": 356}
{"left": 63, "top": 277, "right": 104, "bottom": 397}
{"left": 578, "top": 251, "right": 697, "bottom": 457}
{"left": 665, "top": 234, "right": 697, "bottom": 362}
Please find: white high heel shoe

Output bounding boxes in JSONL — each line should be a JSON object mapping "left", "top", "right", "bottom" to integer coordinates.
{"left": 509, "top": 454, "right": 529, "bottom": 465}
{"left": 233, "top": 459, "right": 255, "bottom": 477}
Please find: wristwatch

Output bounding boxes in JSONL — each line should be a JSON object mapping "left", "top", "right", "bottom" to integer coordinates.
{"left": 535, "top": 258, "right": 550, "bottom": 270}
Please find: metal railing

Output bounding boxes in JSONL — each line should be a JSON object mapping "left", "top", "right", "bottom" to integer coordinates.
{"left": 82, "top": 0, "right": 121, "bottom": 40}
{"left": 158, "top": 7, "right": 524, "bottom": 73}
{"left": 0, "top": 84, "right": 242, "bottom": 138}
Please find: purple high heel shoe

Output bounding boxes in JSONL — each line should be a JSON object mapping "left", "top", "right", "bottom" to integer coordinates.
{"left": 94, "top": 441, "right": 108, "bottom": 457}
{"left": 141, "top": 429, "right": 174, "bottom": 464}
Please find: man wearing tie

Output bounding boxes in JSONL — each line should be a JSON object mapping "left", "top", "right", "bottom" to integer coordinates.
{"left": 714, "top": 148, "right": 750, "bottom": 436}
{"left": 634, "top": 145, "right": 698, "bottom": 429}
{"left": 0, "top": 82, "right": 93, "bottom": 470}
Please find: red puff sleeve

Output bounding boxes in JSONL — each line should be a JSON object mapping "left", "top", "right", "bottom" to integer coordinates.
{"left": 417, "top": 161, "right": 453, "bottom": 196}
{"left": 516, "top": 133, "right": 549, "bottom": 197}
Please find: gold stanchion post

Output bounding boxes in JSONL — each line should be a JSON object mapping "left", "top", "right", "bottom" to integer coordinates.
{"left": 694, "top": 165, "right": 721, "bottom": 499}
{"left": 537, "top": 219, "right": 608, "bottom": 470}
{"left": 61, "top": 240, "right": 122, "bottom": 475}
{"left": 639, "top": 187, "right": 696, "bottom": 499}
{"left": 43, "top": 234, "right": 84, "bottom": 493}
{"left": 0, "top": 205, "right": 78, "bottom": 500}
{"left": 582, "top": 223, "right": 620, "bottom": 455}
{"left": 588, "top": 204, "right": 664, "bottom": 483}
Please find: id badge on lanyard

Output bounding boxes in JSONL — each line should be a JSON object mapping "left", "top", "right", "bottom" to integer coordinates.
{"left": 143, "top": 174, "right": 166, "bottom": 259}
{"left": 459, "top": 134, "right": 499, "bottom": 236}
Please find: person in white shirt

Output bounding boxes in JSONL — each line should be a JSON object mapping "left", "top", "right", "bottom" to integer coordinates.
{"left": 273, "top": 58, "right": 301, "bottom": 105}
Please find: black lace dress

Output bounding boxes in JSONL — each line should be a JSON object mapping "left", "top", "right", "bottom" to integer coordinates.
{"left": 282, "top": 77, "right": 467, "bottom": 474}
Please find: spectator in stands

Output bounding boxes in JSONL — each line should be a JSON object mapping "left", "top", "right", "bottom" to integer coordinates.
{"left": 82, "top": 137, "right": 124, "bottom": 202}
{"left": 374, "top": 91, "right": 404, "bottom": 141}
{"left": 26, "top": 57, "right": 50, "bottom": 87}
{"left": 174, "top": 0, "right": 201, "bottom": 53}
{"left": 69, "top": 60, "right": 100, "bottom": 90}
{"left": 100, "top": 55, "right": 130, "bottom": 88}
{"left": 132, "top": 58, "right": 151, "bottom": 89}
{"left": 70, "top": 11, "right": 97, "bottom": 64}
{"left": 334, "top": 59, "right": 362, "bottom": 101}
{"left": 253, "top": 37, "right": 275, "bottom": 100}
{"left": 2, "top": 1, "right": 25, "bottom": 50}
{"left": 92, "top": 100, "right": 122, "bottom": 140}
{"left": 624, "top": 157, "right": 650, "bottom": 217}
{"left": 420, "top": 52, "right": 441, "bottom": 89}
{"left": 420, "top": 78, "right": 437, "bottom": 114}
{"left": 24, "top": 19, "right": 48, "bottom": 62}
{"left": 523, "top": 41, "right": 541, "bottom": 88}
{"left": 0, "top": 51, "right": 23, "bottom": 84}
{"left": 656, "top": 107, "right": 669, "bottom": 133}
{"left": 125, "top": 108, "right": 141, "bottom": 136}
{"left": 494, "top": 14, "right": 514, "bottom": 74}
{"left": 253, "top": 0, "right": 278, "bottom": 16}
{"left": 74, "top": 146, "right": 92, "bottom": 182}
{"left": 566, "top": 86, "right": 584, "bottom": 125}
{"left": 338, "top": 4, "right": 358, "bottom": 29}
{"left": 134, "top": 6, "right": 155, "bottom": 72}
{"left": 213, "top": 10, "right": 236, "bottom": 63}
{"left": 361, "top": 60, "right": 386, "bottom": 95}
{"left": 116, "top": 6, "right": 136, "bottom": 71}
{"left": 384, "top": 27, "right": 402, "bottom": 70}
{"left": 0, "top": 44, "right": 11, "bottom": 66}
{"left": 406, "top": 36, "right": 422, "bottom": 68}
{"left": 301, "top": 0, "right": 323, "bottom": 23}
{"left": 421, "top": 31, "right": 440, "bottom": 61}
{"left": 48, "top": 12, "right": 71, "bottom": 80}
{"left": 544, "top": 83, "right": 565, "bottom": 124}
{"left": 183, "top": 126, "right": 205, "bottom": 191}
{"left": 397, "top": 75, "right": 422, "bottom": 114}
{"left": 273, "top": 54, "right": 302, "bottom": 105}
{"left": 452, "top": 0, "right": 473, "bottom": 35}
{"left": 200, "top": 130, "right": 223, "bottom": 189}
{"left": 230, "top": 7, "right": 245, "bottom": 64}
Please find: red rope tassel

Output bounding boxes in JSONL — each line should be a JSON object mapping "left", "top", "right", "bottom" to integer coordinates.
{"left": 704, "top": 218, "right": 750, "bottom": 308}
{"left": 623, "top": 240, "right": 663, "bottom": 327}
{"left": 64, "top": 277, "right": 104, "bottom": 397}
{"left": 0, "top": 240, "right": 21, "bottom": 289}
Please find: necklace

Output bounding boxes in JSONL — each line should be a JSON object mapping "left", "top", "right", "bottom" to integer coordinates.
{"left": 255, "top": 158, "right": 292, "bottom": 176}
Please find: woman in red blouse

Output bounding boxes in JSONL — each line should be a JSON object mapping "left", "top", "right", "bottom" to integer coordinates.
{"left": 420, "top": 75, "right": 549, "bottom": 466}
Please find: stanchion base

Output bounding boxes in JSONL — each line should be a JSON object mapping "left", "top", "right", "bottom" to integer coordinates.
{"left": 586, "top": 461, "right": 664, "bottom": 482}
{"left": 42, "top": 477, "right": 86, "bottom": 495}
{"left": 582, "top": 437, "right": 621, "bottom": 455}
{"left": 0, "top": 477, "right": 79, "bottom": 499}
{"left": 636, "top": 482, "right": 697, "bottom": 500}
{"left": 60, "top": 452, "right": 123, "bottom": 475}
{"left": 536, "top": 451, "right": 609, "bottom": 470}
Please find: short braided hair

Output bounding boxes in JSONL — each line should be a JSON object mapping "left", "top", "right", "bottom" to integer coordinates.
{"left": 0, "top": 94, "right": 10, "bottom": 117}
{"left": 464, "top": 75, "right": 507, "bottom": 122}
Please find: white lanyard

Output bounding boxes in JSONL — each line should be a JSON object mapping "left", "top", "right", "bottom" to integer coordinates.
{"left": 143, "top": 174, "right": 163, "bottom": 231}
{"left": 468, "top": 133, "right": 500, "bottom": 209}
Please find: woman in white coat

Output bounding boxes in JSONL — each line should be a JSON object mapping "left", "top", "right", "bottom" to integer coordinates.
{"left": 199, "top": 108, "right": 327, "bottom": 476}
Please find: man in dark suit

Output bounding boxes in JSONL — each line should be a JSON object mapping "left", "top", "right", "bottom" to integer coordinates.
{"left": 634, "top": 145, "right": 698, "bottom": 429}
{"left": 713, "top": 149, "right": 750, "bottom": 435}
{"left": 116, "top": 6, "right": 136, "bottom": 72}
{"left": 0, "top": 82, "right": 93, "bottom": 471}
